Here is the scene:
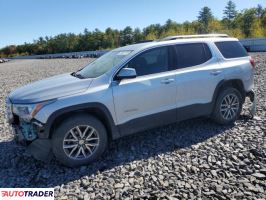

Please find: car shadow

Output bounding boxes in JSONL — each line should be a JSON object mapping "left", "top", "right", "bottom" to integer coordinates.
{"left": 0, "top": 117, "right": 236, "bottom": 188}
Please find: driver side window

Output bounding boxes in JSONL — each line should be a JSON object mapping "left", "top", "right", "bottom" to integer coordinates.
{"left": 127, "top": 46, "right": 169, "bottom": 76}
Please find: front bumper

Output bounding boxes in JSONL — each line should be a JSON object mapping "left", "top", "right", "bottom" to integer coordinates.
{"left": 11, "top": 120, "right": 43, "bottom": 142}
{"left": 5, "top": 97, "right": 52, "bottom": 161}
{"left": 12, "top": 125, "right": 27, "bottom": 144}
{"left": 11, "top": 122, "right": 52, "bottom": 162}
{"left": 6, "top": 98, "right": 46, "bottom": 141}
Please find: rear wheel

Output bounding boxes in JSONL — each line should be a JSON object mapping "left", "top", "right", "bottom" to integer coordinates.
{"left": 212, "top": 87, "right": 243, "bottom": 125}
{"left": 52, "top": 114, "right": 108, "bottom": 167}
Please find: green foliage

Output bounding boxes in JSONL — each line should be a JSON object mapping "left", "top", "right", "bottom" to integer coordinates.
{"left": 0, "top": 2, "right": 265, "bottom": 58}
{"left": 240, "top": 8, "right": 258, "bottom": 37}
{"left": 256, "top": 4, "right": 264, "bottom": 17}
{"left": 198, "top": 7, "right": 214, "bottom": 33}
{"left": 223, "top": 1, "right": 237, "bottom": 21}
{"left": 223, "top": 1, "right": 238, "bottom": 28}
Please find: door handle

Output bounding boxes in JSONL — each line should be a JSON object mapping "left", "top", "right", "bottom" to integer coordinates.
{"left": 161, "top": 78, "right": 175, "bottom": 84}
{"left": 210, "top": 70, "right": 222, "bottom": 76}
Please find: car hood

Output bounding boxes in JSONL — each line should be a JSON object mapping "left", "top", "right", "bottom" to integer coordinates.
{"left": 9, "top": 73, "right": 93, "bottom": 104}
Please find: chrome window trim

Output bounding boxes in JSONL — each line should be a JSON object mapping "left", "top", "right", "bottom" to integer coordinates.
{"left": 110, "top": 43, "right": 176, "bottom": 83}
{"left": 110, "top": 41, "right": 216, "bottom": 82}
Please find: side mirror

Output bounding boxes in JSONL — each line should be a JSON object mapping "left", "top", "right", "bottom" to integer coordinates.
{"left": 116, "top": 68, "right": 137, "bottom": 80}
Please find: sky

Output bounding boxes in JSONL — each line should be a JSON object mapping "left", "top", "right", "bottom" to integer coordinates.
{"left": 0, "top": 0, "right": 265, "bottom": 48}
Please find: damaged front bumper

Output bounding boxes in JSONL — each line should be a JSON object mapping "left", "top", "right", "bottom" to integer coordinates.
{"left": 12, "top": 122, "right": 53, "bottom": 162}
{"left": 12, "top": 121, "right": 38, "bottom": 143}
{"left": 9, "top": 116, "right": 53, "bottom": 162}
{"left": 6, "top": 98, "right": 53, "bottom": 162}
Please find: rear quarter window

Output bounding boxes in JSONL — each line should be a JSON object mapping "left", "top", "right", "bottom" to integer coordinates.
{"left": 215, "top": 41, "right": 248, "bottom": 59}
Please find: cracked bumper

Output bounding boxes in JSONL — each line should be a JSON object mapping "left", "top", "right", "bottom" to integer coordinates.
{"left": 12, "top": 125, "right": 53, "bottom": 162}
{"left": 11, "top": 121, "right": 41, "bottom": 142}
{"left": 12, "top": 125, "right": 27, "bottom": 144}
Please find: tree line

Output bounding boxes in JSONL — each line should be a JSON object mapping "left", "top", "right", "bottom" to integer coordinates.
{"left": 1, "top": 1, "right": 265, "bottom": 58}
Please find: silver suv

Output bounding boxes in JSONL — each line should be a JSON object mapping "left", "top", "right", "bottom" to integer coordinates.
{"left": 5, "top": 34, "right": 256, "bottom": 167}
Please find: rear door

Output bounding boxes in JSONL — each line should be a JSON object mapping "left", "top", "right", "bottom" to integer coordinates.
{"left": 174, "top": 42, "right": 223, "bottom": 120}
{"left": 112, "top": 46, "right": 177, "bottom": 135}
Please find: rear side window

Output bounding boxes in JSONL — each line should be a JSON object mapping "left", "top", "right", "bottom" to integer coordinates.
{"left": 175, "top": 43, "right": 212, "bottom": 68}
{"left": 215, "top": 41, "right": 248, "bottom": 59}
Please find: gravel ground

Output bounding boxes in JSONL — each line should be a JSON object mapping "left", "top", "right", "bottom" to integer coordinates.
{"left": 0, "top": 54, "right": 265, "bottom": 199}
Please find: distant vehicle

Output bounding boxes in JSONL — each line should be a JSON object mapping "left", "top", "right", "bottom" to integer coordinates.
{"left": 0, "top": 58, "right": 9, "bottom": 63}
{"left": 6, "top": 34, "right": 256, "bottom": 167}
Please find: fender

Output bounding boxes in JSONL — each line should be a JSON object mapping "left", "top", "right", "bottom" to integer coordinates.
{"left": 211, "top": 79, "right": 245, "bottom": 112}
{"left": 40, "top": 102, "right": 120, "bottom": 140}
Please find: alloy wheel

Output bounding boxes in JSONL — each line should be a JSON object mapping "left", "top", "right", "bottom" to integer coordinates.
{"left": 63, "top": 125, "right": 100, "bottom": 160}
{"left": 220, "top": 93, "right": 240, "bottom": 120}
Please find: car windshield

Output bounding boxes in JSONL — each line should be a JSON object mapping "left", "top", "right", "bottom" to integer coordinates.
{"left": 76, "top": 50, "right": 132, "bottom": 78}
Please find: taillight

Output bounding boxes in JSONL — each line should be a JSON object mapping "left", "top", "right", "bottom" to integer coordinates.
{"left": 250, "top": 57, "right": 255, "bottom": 68}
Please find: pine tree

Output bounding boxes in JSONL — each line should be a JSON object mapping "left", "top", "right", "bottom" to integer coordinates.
{"left": 241, "top": 8, "right": 257, "bottom": 37}
{"left": 256, "top": 4, "right": 265, "bottom": 18}
{"left": 198, "top": 7, "right": 214, "bottom": 33}
{"left": 223, "top": 1, "right": 237, "bottom": 21}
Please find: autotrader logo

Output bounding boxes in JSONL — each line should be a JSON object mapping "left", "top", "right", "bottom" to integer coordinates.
{"left": 0, "top": 188, "right": 54, "bottom": 200}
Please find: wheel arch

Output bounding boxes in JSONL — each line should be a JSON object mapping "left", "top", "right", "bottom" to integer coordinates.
{"left": 41, "top": 103, "right": 120, "bottom": 140}
{"left": 211, "top": 79, "right": 245, "bottom": 111}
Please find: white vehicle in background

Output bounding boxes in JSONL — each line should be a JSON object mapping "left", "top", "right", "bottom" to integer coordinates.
{"left": 0, "top": 58, "right": 10, "bottom": 63}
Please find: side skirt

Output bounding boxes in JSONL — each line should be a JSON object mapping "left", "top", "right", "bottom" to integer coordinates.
{"left": 118, "top": 103, "right": 213, "bottom": 137}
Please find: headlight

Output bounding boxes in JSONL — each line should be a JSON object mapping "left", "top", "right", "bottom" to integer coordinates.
{"left": 12, "top": 100, "right": 55, "bottom": 122}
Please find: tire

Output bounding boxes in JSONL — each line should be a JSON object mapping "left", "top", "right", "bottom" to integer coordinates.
{"left": 52, "top": 114, "right": 108, "bottom": 167}
{"left": 212, "top": 87, "right": 243, "bottom": 125}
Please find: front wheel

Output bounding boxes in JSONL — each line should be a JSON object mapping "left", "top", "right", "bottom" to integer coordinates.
{"left": 52, "top": 114, "right": 108, "bottom": 167}
{"left": 212, "top": 88, "right": 243, "bottom": 125}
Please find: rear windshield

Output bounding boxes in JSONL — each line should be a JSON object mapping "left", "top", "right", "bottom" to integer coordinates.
{"left": 215, "top": 41, "right": 248, "bottom": 59}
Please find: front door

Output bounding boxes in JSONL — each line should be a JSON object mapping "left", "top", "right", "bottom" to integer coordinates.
{"left": 112, "top": 46, "right": 177, "bottom": 135}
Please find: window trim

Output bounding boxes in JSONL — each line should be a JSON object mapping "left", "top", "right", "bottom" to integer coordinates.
{"left": 174, "top": 42, "right": 213, "bottom": 70}
{"left": 113, "top": 45, "right": 176, "bottom": 79}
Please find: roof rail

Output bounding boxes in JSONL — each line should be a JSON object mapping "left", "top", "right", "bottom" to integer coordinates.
{"left": 135, "top": 39, "right": 154, "bottom": 44}
{"left": 161, "top": 34, "right": 229, "bottom": 41}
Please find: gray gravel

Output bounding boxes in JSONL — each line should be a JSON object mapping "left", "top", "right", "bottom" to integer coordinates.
{"left": 0, "top": 55, "right": 265, "bottom": 199}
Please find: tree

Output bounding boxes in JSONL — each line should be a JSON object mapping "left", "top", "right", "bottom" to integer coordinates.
{"left": 262, "top": 12, "right": 266, "bottom": 27}
{"left": 223, "top": 1, "right": 237, "bottom": 21}
{"left": 143, "top": 24, "right": 162, "bottom": 39}
{"left": 182, "top": 21, "right": 195, "bottom": 35}
{"left": 133, "top": 28, "right": 144, "bottom": 43}
{"left": 240, "top": 8, "right": 257, "bottom": 37}
{"left": 93, "top": 28, "right": 104, "bottom": 50}
{"left": 120, "top": 26, "right": 134, "bottom": 46}
{"left": 198, "top": 7, "right": 214, "bottom": 33}
{"left": 256, "top": 4, "right": 264, "bottom": 17}
{"left": 102, "top": 28, "right": 116, "bottom": 49}
{"left": 1, "top": 3, "right": 265, "bottom": 58}
{"left": 2, "top": 45, "right": 17, "bottom": 56}
{"left": 209, "top": 19, "right": 223, "bottom": 32}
